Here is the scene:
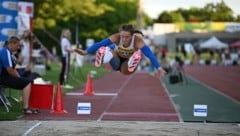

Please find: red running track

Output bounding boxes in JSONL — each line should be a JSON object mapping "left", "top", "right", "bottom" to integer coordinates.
{"left": 22, "top": 71, "right": 180, "bottom": 122}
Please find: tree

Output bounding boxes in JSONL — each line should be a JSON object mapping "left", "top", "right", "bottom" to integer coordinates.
{"left": 210, "top": 0, "right": 234, "bottom": 21}
{"left": 155, "top": 0, "right": 238, "bottom": 23}
{"left": 155, "top": 11, "right": 173, "bottom": 23}
{"left": 155, "top": 10, "right": 184, "bottom": 23}
{"left": 202, "top": 0, "right": 234, "bottom": 21}
{"left": 31, "top": 0, "right": 139, "bottom": 53}
{"left": 236, "top": 15, "right": 240, "bottom": 22}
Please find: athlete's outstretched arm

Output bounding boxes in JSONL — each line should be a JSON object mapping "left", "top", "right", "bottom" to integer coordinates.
{"left": 74, "top": 48, "right": 87, "bottom": 55}
{"left": 74, "top": 38, "right": 112, "bottom": 55}
{"left": 140, "top": 45, "right": 166, "bottom": 78}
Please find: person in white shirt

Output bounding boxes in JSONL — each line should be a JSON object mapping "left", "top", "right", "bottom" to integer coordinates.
{"left": 17, "top": 30, "right": 33, "bottom": 75}
{"left": 59, "top": 29, "right": 74, "bottom": 85}
{"left": 16, "top": 30, "right": 40, "bottom": 81}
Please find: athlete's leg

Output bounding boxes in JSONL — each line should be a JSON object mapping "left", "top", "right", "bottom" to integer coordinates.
{"left": 127, "top": 50, "right": 142, "bottom": 72}
{"left": 107, "top": 51, "right": 121, "bottom": 71}
{"left": 95, "top": 46, "right": 106, "bottom": 67}
{"left": 103, "top": 47, "right": 113, "bottom": 63}
{"left": 109, "top": 57, "right": 121, "bottom": 71}
{"left": 95, "top": 46, "right": 113, "bottom": 67}
{"left": 120, "top": 61, "right": 136, "bottom": 75}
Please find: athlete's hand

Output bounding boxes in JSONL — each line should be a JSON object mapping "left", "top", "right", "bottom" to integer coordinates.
{"left": 74, "top": 48, "right": 87, "bottom": 55}
{"left": 155, "top": 67, "right": 166, "bottom": 79}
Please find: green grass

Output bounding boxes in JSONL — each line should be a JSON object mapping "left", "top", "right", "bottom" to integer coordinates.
{"left": 0, "top": 62, "right": 108, "bottom": 120}
{"left": 0, "top": 99, "right": 23, "bottom": 120}
{"left": 43, "top": 63, "right": 108, "bottom": 93}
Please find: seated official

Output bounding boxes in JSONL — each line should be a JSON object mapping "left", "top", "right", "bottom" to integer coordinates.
{"left": 0, "top": 36, "right": 39, "bottom": 114}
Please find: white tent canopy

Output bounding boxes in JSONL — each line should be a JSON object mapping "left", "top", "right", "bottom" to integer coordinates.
{"left": 199, "top": 36, "right": 228, "bottom": 49}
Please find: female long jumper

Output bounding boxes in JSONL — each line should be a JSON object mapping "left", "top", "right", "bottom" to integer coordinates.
{"left": 75, "top": 24, "right": 166, "bottom": 79}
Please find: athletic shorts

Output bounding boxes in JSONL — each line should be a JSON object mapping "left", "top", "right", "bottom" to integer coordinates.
{"left": 0, "top": 75, "right": 32, "bottom": 90}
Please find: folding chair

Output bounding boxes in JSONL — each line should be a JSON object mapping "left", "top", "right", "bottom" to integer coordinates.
{"left": 7, "top": 88, "right": 19, "bottom": 103}
{"left": 0, "top": 85, "right": 11, "bottom": 112}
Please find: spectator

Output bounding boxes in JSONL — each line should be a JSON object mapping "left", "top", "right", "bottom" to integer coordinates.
{"left": 160, "top": 46, "right": 167, "bottom": 64}
{"left": 223, "top": 49, "right": 231, "bottom": 65}
{"left": 0, "top": 36, "right": 38, "bottom": 114}
{"left": 16, "top": 30, "right": 40, "bottom": 80}
{"left": 59, "top": 29, "right": 74, "bottom": 86}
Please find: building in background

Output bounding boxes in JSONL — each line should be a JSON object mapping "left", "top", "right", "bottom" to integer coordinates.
{"left": 142, "top": 22, "right": 240, "bottom": 51}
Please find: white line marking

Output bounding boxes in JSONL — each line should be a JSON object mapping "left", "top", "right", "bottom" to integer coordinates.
{"left": 104, "top": 112, "right": 178, "bottom": 117}
{"left": 161, "top": 80, "right": 183, "bottom": 122}
{"left": 66, "top": 92, "right": 84, "bottom": 95}
{"left": 97, "top": 74, "right": 134, "bottom": 121}
{"left": 23, "top": 121, "right": 42, "bottom": 136}
{"left": 169, "top": 94, "right": 180, "bottom": 98}
{"left": 66, "top": 92, "right": 118, "bottom": 96}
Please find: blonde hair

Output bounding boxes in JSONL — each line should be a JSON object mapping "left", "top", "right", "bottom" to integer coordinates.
{"left": 61, "top": 29, "right": 71, "bottom": 40}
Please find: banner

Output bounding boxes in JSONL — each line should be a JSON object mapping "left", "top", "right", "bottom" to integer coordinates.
{"left": 225, "top": 22, "right": 240, "bottom": 33}
{"left": 17, "top": 1, "right": 34, "bottom": 35}
{"left": 0, "top": 0, "right": 18, "bottom": 47}
{"left": 17, "top": 1, "right": 33, "bottom": 17}
{"left": 18, "top": 12, "right": 30, "bottom": 35}
{"left": 175, "top": 22, "right": 225, "bottom": 32}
